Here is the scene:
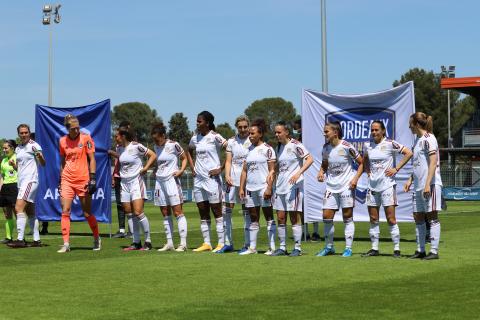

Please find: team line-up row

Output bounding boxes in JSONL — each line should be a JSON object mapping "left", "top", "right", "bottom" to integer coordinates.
{"left": 0, "top": 111, "right": 441, "bottom": 259}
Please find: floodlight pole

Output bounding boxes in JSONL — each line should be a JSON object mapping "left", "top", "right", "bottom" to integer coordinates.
{"left": 48, "top": 24, "right": 53, "bottom": 107}
{"left": 321, "top": 0, "right": 328, "bottom": 93}
{"left": 43, "top": 4, "right": 61, "bottom": 107}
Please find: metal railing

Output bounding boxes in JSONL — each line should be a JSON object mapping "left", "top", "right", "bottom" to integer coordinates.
{"left": 463, "top": 128, "right": 480, "bottom": 147}
{"left": 440, "top": 163, "right": 480, "bottom": 187}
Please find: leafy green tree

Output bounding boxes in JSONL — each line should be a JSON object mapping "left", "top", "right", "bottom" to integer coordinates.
{"left": 393, "top": 68, "right": 475, "bottom": 147}
{"left": 244, "top": 97, "right": 297, "bottom": 145}
{"left": 215, "top": 122, "right": 235, "bottom": 140}
{"left": 168, "top": 112, "right": 192, "bottom": 147}
{"left": 111, "top": 102, "right": 162, "bottom": 147}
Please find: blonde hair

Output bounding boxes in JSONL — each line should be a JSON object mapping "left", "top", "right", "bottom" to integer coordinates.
{"left": 235, "top": 114, "right": 250, "bottom": 127}
{"left": 64, "top": 114, "right": 79, "bottom": 128}
{"left": 410, "top": 112, "right": 433, "bottom": 133}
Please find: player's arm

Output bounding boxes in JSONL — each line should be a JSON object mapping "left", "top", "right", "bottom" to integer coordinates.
{"left": 59, "top": 156, "right": 66, "bottom": 191}
{"left": 363, "top": 151, "right": 370, "bottom": 176}
{"left": 289, "top": 154, "right": 314, "bottom": 185}
{"left": 224, "top": 151, "right": 233, "bottom": 186}
{"left": 423, "top": 152, "right": 437, "bottom": 197}
{"left": 264, "top": 160, "right": 275, "bottom": 199}
{"left": 85, "top": 152, "right": 97, "bottom": 195}
{"left": 239, "top": 161, "right": 247, "bottom": 200}
{"left": 174, "top": 152, "right": 188, "bottom": 178}
{"left": 8, "top": 157, "right": 17, "bottom": 171}
{"left": 350, "top": 154, "right": 363, "bottom": 190}
{"left": 317, "top": 159, "right": 328, "bottom": 182}
{"left": 386, "top": 145, "right": 413, "bottom": 177}
{"left": 107, "top": 150, "right": 119, "bottom": 158}
{"left": 140, "top": 149, "right": 157, "bottom": 175}
{"left": 186, "top": 147, "right": 196, "bottom": 177}
{"left": 35, "top": 150, "right": 46, "bottom": 167}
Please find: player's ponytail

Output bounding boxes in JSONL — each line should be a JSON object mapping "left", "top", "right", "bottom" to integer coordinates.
{"left": 326, "top": 121, "right": 343, "bottom": 139}
{"left": 198, "top": 111, "right": 216, "bottom": 131}
{"left": 6, "top": 139, "right": 17, "bottom": 150}
{"left": 410, "top": 112, "right": 432, "bottom": 132}
{"left": 426, "top": 116, "right": 433, "bottom": 133}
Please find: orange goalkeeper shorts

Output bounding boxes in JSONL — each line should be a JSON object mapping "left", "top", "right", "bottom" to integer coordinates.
{"left": 61, "top": 180, "right": 88, "bottom": 199}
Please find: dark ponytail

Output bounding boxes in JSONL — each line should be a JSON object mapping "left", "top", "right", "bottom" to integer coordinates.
{"left": 198, "top": 111, "right": 216, "bottom": 131}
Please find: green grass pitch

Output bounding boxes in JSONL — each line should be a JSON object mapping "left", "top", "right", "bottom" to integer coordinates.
{"left": 1, "top": 201, "right": 479, "bottom": 319}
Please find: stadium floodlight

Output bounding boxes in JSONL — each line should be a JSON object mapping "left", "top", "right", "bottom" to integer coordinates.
{"left": 440, "top": 65, "right": 457, "bottom": 158}
{"left": 42, "top": 3, "right": 62, "bottom": 107}
{"left": 448, "top": 65, "right": 455, "bottom": 78}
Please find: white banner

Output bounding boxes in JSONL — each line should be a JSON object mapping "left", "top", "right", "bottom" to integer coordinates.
{"left": 302, "top": 82, "right": 415, "bottom": 222}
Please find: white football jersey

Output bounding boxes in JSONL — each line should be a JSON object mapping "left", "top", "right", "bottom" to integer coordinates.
{"left": 412, "top": 132, "right": 442, "bottom": 191}
{"left": 226, "top": 134, "right": 251, "bottom": 186}
{"left": 154, "top": 140, "right": 184, "bottom": 181}
{"left": 245, "top": 143, "right": 276, "bottom": 192}
{"left": 189, "top": 131, "right": 226, "bottom": 181}
{"left": 322, "top": 140, "right": 360, "bottom": 193}
{"left": 276, "top": 139, "right": 309, "bottom": 195}
{"left": 16, "top": 140, "right": 42, "bottom": 186}
{"left": 119, "top": 142, "right": 148, "bottom": 179}
{"left": 364, "top": 138, "right": 405, "bottom": 192}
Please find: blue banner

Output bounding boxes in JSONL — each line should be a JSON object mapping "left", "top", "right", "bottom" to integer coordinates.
{"left": 35, "top": 100, "right": 112, "bottom": 223}
{"left": 302, "top": 82, "right": 415, "bottom": 222}
{"left": 443, "top": 187, "right": 480, "bottom": 201}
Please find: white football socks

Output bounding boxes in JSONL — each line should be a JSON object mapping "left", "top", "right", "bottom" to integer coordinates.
{"left": 292, "top": 224, "right": 302, "bottom": 251}
{"left": 369, "top": 222, "right": 380, "bottom": 251}
{"left": 267, "top": 220, "right": 276, "bottom": 250}
{"left": 223, "top": 206, "right": 233, "bottom": 246}
{"left": 249, "top": 222, "right": 259, "bottom": 250}
{"left": 200, "top": 219, "right": 211, "bottom": 246}
{"left": 177, "top": 214, "right": 188, "bottom": 247}
{"left": 243, "top": 209, "right": 251, "bottom": 248}
{"left": 429, "top": 219, "right": 441, "bottom": 254}
{"left": 138, "top": 213, "right": 151, "bottom": 242}
{"left": 163, "top": 216, "right": 174, "bottom": 246}
{"left": 16, "top": 213, "right": 27, "bottom": 241}
{"left": 389, "top": 223, "right": 400, "bottom": 251}
{"left": 323, "top": 219, "right": 334, "bottom": 248}
{"left": 344, "top": 218, "right": 355, "bottom": 249}
{"left": 132, "top": 215, "right": 141, "bottom": 244}
{"left": 29, "top": 217, "right": 40, "bottom": 242}
{"left": 416, "top": 222, "right": 426, "bottom": 253}
{"left": 215, "top": 217, "right": 225, "bottom": 246}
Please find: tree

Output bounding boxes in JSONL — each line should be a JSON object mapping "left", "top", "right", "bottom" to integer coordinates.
{"left": 244, "top": 97, "right": 298, "bottom": 145}
{"left": 168, "top": 112, "right": 191, "bottom": 147}
{"left": 393, "top": 68, "right": 475, "bottom": 147}
{"left": 215, "top": 122, "right": 235, "bottom": 140}
{"left": 111, "top": 102, "right": 162, "bottom": 147}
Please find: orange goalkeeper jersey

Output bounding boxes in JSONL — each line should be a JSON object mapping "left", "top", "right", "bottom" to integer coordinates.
{"left": 59, "top": 133, "right": 95, "bottom": 183}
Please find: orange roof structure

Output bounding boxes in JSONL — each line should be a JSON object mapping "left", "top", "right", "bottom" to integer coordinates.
{"left": 440, "top": 77, "right": 480, "bottom": 97}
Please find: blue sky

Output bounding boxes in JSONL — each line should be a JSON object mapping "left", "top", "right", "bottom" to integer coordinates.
{"left": 1, "top": 0, "right": 478, "bottom": 138}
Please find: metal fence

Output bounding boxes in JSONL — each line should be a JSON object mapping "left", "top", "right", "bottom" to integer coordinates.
{"left": 440, "top": 163, "right": 480, "bottom": 187}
